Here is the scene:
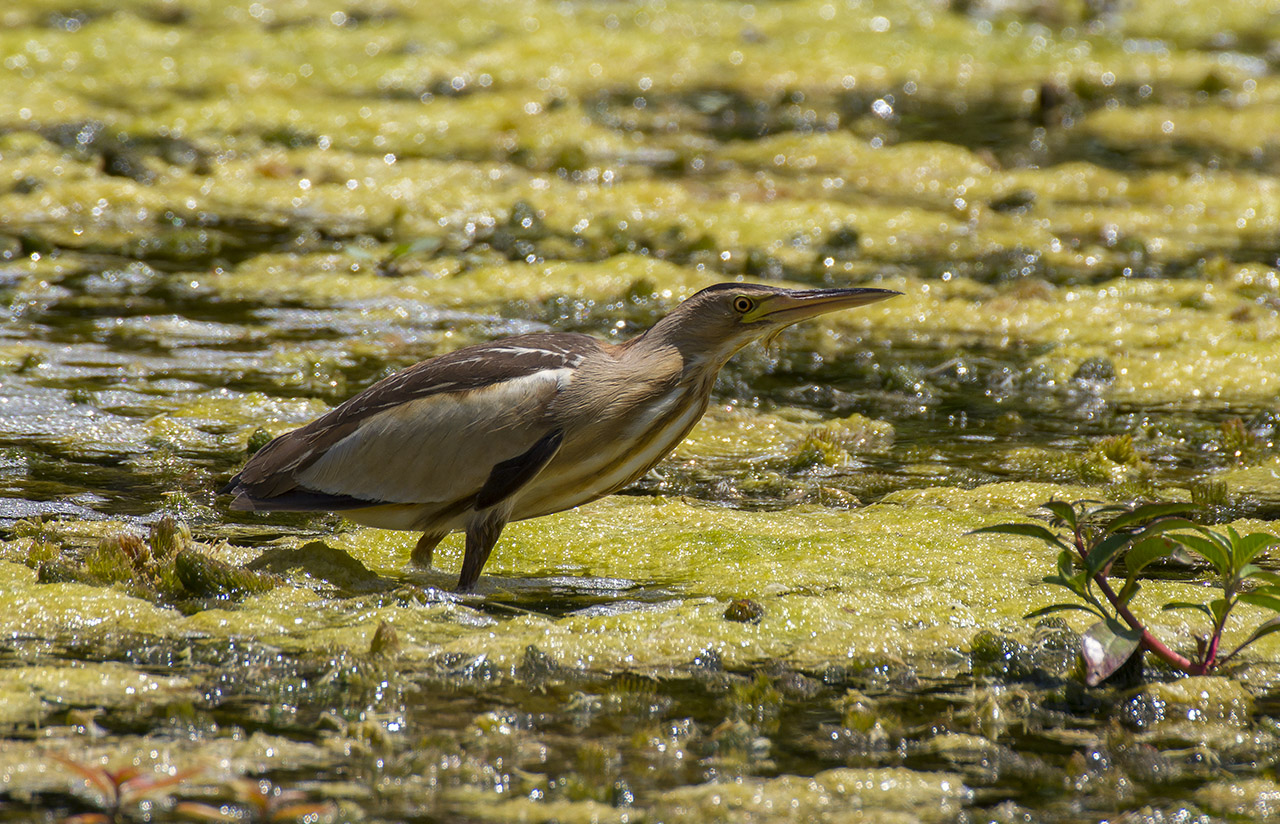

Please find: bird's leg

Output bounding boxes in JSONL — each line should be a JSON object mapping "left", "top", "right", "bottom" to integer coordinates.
{"left": 456, "top": 511, "right": 507, "bottom": 592}
{"left": 411, "top": 532, "right": 444, "bottom": 568}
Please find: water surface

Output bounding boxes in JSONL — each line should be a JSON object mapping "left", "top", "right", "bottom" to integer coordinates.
{"left": 3, "top": 0, "right": 1280, "bottom": 820}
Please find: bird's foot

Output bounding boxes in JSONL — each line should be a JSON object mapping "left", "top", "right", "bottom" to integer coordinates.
{"left": 411, "top": 532, "right": 443, "bottom": 568}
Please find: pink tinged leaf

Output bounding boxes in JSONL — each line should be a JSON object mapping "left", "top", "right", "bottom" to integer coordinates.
{"left": 108, "top": 766, "right": 144, "bottom": 786}
{"left": 120, "top": 766, "right": 203, "bottom": 801}
{"left": 269, "top": 801, "right": 338, "bottom": 822}
{"left": 1082, "top": 618, "right": 1142, "bottom": 686}
{"left": 50, "top": 755, "right": 116, "bottom": 801}
{"left": 172, "top": 801, "right": 241, "bottom": 822}
{"left": 230, "top": 778, "right": 272, "bottom": 813}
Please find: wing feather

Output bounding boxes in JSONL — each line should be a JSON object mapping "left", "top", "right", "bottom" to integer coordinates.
{"left": 222, "top": 333, "right": 602, "bottom": 508}
{"left": 296, "top": 368, "right": 567, "bottom": 504}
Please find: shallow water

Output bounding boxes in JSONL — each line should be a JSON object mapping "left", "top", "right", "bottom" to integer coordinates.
{"left": 3, "top": 0, "right": 1280, "bottom": 821}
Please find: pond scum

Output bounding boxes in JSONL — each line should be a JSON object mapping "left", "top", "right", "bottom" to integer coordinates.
{"left": 3, "top": 0, "right": 1280, "bottom": 820}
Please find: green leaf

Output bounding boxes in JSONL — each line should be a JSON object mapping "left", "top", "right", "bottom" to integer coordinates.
{"left": 1134, "top": 517, "right": 1202, "bottom": 538}
{"left": 1231, "top": 532, "right": 1280, "bottom": 568}
{"left": 1115, "top": 577, "right": 1141, "bottom": 607}
{"left": 1237, "top": 592, "right": 1280, "bottom": 614}
{"left": 1247, "top": 570, "right": 1280, "bottom": 587}
{"left": 1104, "top": 503, "right": 1199, "bottom": 534}
{"left": 1085, "top": 533, "right": 1134, "bottom": 578}
{"left": 1025, "top": 603, "right": 1101, "bottom": 619}
{"left": 1170, "top": 532, "right": 1231, "bottom": 576}
{"left": 1228, "top": 616, "right": 1280, "bottom": 659}
{"left": 1042, "top": 575, "right": 1078, "bottom": 598}
{"left": 1124, "top": 536, "right": 1178, "bottom": 582}
{"left": 970, "top": 523, "right": 1067, "bottom": 549}
{"left": 1077, "top": 583, "right": 1107, "bottom": 613}
{"left": 1048, "top": 550, "right": 1077, "bottom": 583}
{"left": 1042, "top": 501, "right": 1078, "bottom": 528}
{"left": 1237, "top": 563, "right": 1263, "bottom": 582}
{"left": 1044, "top": 572, "right": 1087, "bottom": 598}
{"left": 387, "top": 237, "right": 444, "bottom": 259}
{"left": 1081, "top": 618, "right": 1143, "bottom": 686}
{"left": 1162, "top": 601, "right": 1215, "bottom": 621}
{"left": 1200, "top": 526, "right": 1236, "bottom": 554}
{"left": 1210, "top": 597, "right": 1230, "bottom": 625}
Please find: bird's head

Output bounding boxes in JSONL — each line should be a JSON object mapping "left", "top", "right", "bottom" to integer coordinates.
{"left": 644, "top": 282, "right": 901, "bottom": 366}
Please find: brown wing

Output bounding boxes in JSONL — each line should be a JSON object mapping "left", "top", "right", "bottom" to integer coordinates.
{"left": 221, "top": 334, "right": 603, "bottom": 510}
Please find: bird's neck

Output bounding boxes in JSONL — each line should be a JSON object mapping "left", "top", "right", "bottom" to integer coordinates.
{"left": 629, "top": 317, "right": 742, "bottom": 381}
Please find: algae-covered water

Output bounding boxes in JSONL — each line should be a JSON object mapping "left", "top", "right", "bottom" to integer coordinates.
{"left": 4, "top": 0, "right": 1280, "bottom": 820}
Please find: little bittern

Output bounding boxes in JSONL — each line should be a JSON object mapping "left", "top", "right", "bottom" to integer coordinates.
{"left": 221, "top": 283, "right": 899, "bottom": 590}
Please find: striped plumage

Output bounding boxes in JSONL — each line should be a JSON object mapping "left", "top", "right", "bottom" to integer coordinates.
{"left": 221, "top": 282, "right": 900, "bottom": 590}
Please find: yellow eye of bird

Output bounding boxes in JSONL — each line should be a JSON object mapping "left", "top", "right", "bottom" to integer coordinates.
{"left": 733, "top": 296, "right": 754, "bottom": 313}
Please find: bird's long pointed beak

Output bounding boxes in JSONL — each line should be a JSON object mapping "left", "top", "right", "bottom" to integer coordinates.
{"left": 747, "top": 287, "right": 901, "bottom": 325}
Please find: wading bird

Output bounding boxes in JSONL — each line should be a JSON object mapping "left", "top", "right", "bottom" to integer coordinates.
{"left": 221, "top": 283, "right": 900, "bottom": 590}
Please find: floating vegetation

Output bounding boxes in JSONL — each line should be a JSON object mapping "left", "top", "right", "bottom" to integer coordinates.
{"left": 3, "top": 0, "right": 1280, "bottom": 820}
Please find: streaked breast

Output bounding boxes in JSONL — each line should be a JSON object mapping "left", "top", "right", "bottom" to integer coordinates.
{"left": 512, "top": 383, "right": 707, "bottom": 519}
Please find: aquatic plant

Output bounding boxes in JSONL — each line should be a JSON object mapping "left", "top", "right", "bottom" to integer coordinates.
{"left": 173, "top": 778, "right": 336, "bottom": 823}
{"left": 1218, "top": 417, "right": 1265, "bottom": 464}
{"left": 724, "top": 598, "right": 765, "bottom": 623}
{"left": 51, "top": 754, "right": 201, "bottom": 823}
{"left": 173, "top": 548, "right": 278, "bottom": 598}
{"left": 974, "top": 501, "right": 1280, "bottom": 683}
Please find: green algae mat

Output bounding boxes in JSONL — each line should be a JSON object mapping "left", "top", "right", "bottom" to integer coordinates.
{"left": 4, "top": 0, "right": 1280, "bottom": 820}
